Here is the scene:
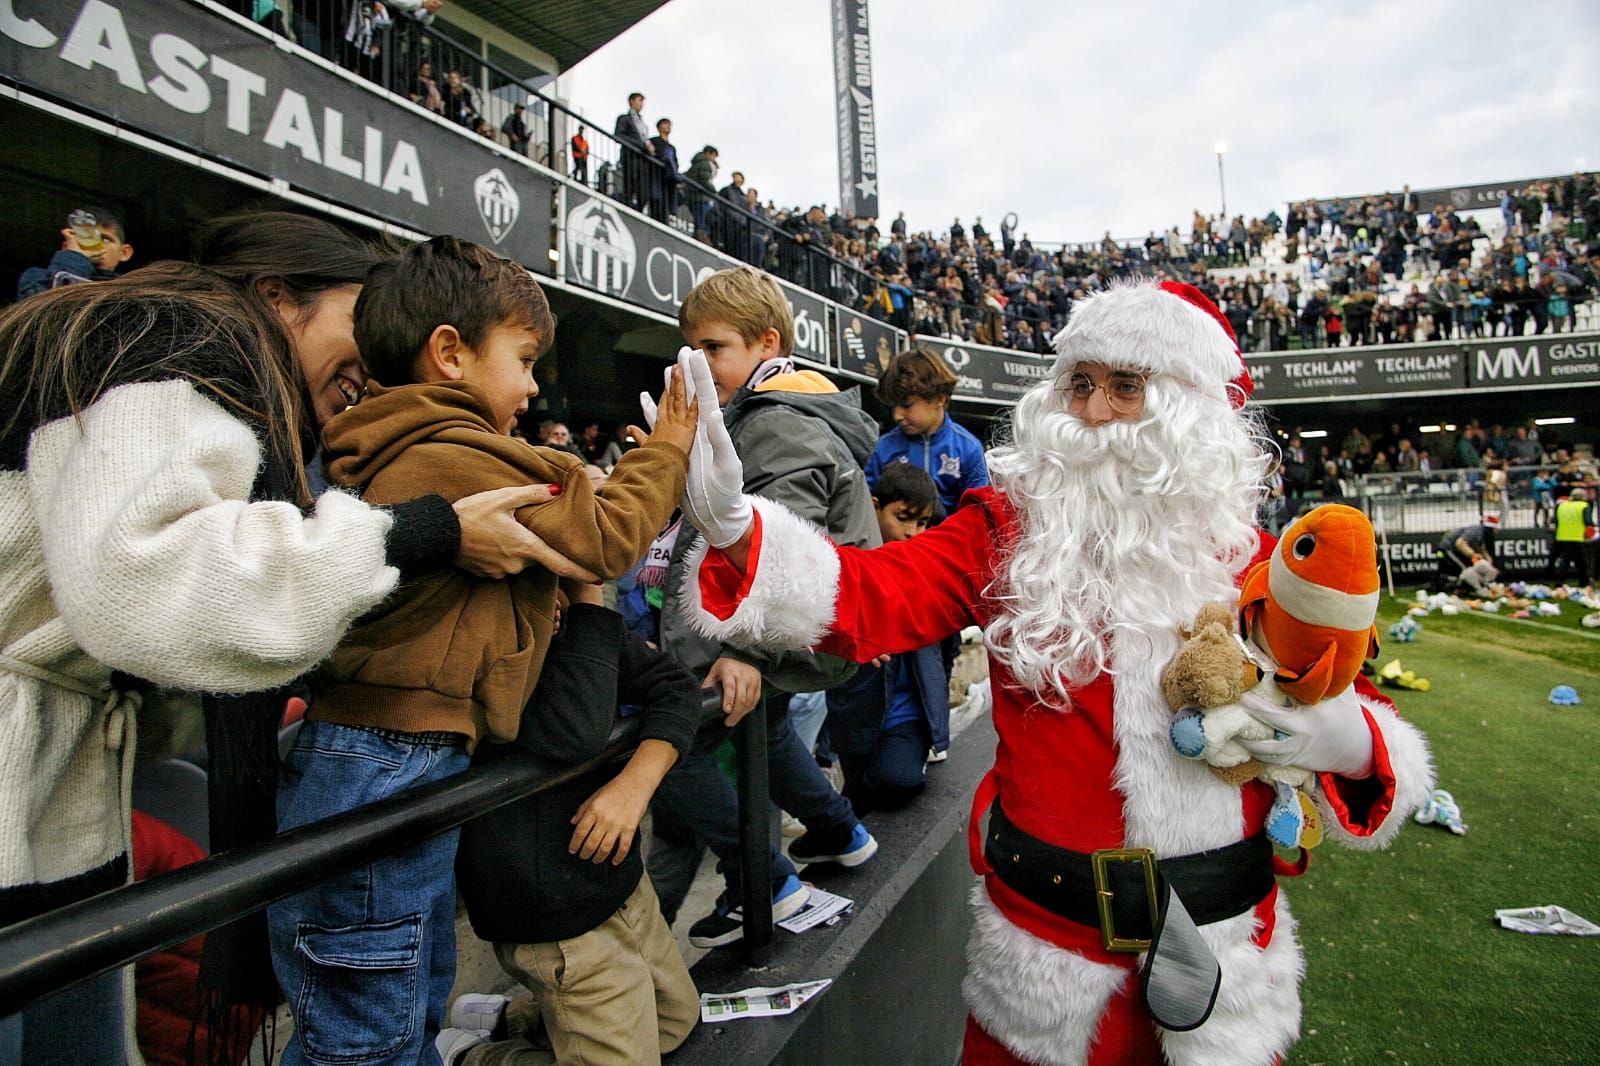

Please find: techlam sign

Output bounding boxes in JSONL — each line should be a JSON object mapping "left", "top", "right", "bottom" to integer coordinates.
{"left": 0, "top": 0, "right": 554, "bottom": 268}
{"left": 1246, "top": 331, "right": 1600, "bottom": 403}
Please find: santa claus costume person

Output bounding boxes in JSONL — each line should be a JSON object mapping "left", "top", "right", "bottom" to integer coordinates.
{"left": 659, "top": 279, "right": 1433, "bottom": 1066}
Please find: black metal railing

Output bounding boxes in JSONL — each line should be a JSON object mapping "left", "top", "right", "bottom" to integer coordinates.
{"left": 0, "top": 688, "right": 783, "bottom": 1012}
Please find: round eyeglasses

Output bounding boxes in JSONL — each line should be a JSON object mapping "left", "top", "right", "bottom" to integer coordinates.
{"left": 1056, "top": 370, "right": 1148, "bottom": 415}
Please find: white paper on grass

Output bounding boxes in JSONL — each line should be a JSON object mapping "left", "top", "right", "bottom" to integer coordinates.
{"left": 700, "top": 979, "right": 833, "bottom": 1022}
{"left": 1494, "top": 905, "right": 1600, "bottom": 936}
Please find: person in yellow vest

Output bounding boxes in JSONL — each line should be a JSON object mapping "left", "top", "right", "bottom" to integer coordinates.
{"left": 1551, "top": 486, "right": 1596, "bottom": 586}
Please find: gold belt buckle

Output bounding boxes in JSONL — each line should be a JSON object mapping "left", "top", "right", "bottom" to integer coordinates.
{"left": 1090, "top": 847, "right": 1160, "bottom": 953}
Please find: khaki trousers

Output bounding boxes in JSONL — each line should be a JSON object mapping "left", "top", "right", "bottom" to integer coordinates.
{"left": 464, "top": 877, "right": 698, "bottom": 1066}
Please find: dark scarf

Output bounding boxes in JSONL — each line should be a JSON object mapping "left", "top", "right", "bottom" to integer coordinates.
{"left": 192, "top": 449, "right": 308, "bottom": 1063}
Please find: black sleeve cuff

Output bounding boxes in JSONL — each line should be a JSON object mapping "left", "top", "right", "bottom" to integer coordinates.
{"left": 384, "top": 494, "right": 461, "bottom": 580}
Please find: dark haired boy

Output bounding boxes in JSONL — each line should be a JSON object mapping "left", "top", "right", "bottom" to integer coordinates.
{"left": 442, "top": 579, "right": 701, "bottom": 1066}
{"left": 16, "top": 206, "right": 134, "bottom": 299}
{"left": 866, "top": 348, "right": 988, "bottom": 517}
{"left": 268, "top": 235, "right": 699, "bottom": 1066}
{"left": 824, "top": 463, "right": 952, "bottom": 813}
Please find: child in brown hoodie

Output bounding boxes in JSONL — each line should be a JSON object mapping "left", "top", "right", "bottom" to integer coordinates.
{"left": 267, "top": 236, "right": 697, "bottom": 1066}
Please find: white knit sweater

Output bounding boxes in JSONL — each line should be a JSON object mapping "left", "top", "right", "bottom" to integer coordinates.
{"left": 1, "top": 379, "right": 397, "bottom": 903}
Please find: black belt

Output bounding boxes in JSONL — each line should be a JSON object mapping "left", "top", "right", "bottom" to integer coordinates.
{"left": 985, "top": 800, "right": 1275, "bottom": 953}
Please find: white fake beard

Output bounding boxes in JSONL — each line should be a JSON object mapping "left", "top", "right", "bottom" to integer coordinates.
{"left": 984, "top": 377, "right": 1270, "bottom": 706}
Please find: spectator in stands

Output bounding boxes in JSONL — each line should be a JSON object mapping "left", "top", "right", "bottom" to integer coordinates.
{"left": 444, "top": 579, "right": 700, "bottom": 1066}
{"left": 648, "top": 119, "right": 681, "bottom": 218}
{"left": 865, "top": 348, "right": 989, "bottom": 517}
{"left": 271, "top": 236, "right": 696, "bottom": 1066}
{"left": 1298, "top": 289, "right": 1326, "bottom": 349}
{"left": 570, "top": 125, "right": 590, "bottom": 184}
{"left": 650, "top": 267, "right": 879, "bottom": 947}
{"left": 16, "top": 205, "right": 135, "bottom": 299}
{"left": 685, "top": 144, "right": 719, "bottom": 238}
{"left": 0, "top": 212, "right": 572, "bottom": 1065}
{"left": 823, "top": 463, "right": 950, "bottom": 814}
{"left": 1395, "top": 437, "right": 1421, "bottom": 473}
{"left": 1549, "top": 284, "right": 1574, "bottom": 332}
{"left": 443, "top": 69, "right": 479, "bottom": 127}
{"left": 501, "top": 102, "right": 531, "bottom": 156}
{"left": 409, "top": 58, "right": 445, "bottom": 115}
{"left": 614, "top": 92, "right": 653, "bottom": 210}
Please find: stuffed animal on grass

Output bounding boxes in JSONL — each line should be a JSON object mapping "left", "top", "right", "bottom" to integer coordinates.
{"left": 1164, "top": 504, "right": 1381, "bottom": 848}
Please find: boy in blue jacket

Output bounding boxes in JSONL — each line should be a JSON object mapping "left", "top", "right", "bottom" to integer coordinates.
{"left": 864, "top": 348, "right": 988, "bottom": 516}
{"left": 823, "top": 464, "right": 952, "bottom": 814}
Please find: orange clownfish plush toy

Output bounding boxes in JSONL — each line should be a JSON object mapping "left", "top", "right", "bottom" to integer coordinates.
{"left": 1240, "top": 503, "right": 1380, "bottom": 703}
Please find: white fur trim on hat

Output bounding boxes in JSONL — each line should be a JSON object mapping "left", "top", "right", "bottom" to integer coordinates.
{"left": 683, "top": 496, "right": 840, "bottom": 651}
{"left": 1050, "top": 279, "right": 1241, "bottom": 398}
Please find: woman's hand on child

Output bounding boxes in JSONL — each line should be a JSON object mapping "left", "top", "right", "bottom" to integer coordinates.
{"left": 453, "top": 484, "right": 598, "bottom": 581}
{"left": 569, "top": 774, "right": 652, "bottom": 865}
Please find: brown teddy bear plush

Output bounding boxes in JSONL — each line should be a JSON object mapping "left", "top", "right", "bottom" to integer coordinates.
{"left": 1159, "top": 602, "right": 1265, "bottom": 786}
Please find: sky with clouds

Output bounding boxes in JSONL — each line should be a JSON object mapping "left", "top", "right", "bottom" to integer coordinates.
{"left": 558, "top": 0, "right": 1598, "bottom": 244}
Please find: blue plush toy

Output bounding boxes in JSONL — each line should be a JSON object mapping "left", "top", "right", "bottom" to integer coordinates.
{"left": 1414, "top": 788, "right": 1467, "bottom": 834}
{"left": 1387, "top": 616, "right": 1420, "bottom": 643}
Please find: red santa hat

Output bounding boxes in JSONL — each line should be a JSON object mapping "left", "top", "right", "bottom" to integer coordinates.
{"left": 1049, "top": 278, "right": 1255, "bottom": 408}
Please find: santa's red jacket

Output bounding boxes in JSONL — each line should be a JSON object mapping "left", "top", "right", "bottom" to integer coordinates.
{"left": 690, "top": 489, "right": 1434, "bottom": 1066}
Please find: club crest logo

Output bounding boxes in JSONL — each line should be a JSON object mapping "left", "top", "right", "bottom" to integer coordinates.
{"left": 565, "top": 197, "right": 637, "bottom": 298}
{"left": 473, "top": 168, "right": 520, "bottom": 243}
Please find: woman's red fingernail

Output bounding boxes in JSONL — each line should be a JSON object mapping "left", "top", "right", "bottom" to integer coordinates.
{"left": 547, "top": 484, "right": 562, "bottom": 495}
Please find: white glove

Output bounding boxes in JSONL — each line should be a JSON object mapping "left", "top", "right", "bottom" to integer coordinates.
{"left": 1234, "top": 685, "right": 1375, "bottom": 778}
{"left": 639, "top": 348, "right": 752, "bottom": 549}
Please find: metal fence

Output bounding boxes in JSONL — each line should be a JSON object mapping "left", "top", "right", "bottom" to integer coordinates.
{"left": 1279, "top": 465, "right": 1574, "bottom": 535}
{"left": 0, "top": 689, "right": 785, "bottom": 1014}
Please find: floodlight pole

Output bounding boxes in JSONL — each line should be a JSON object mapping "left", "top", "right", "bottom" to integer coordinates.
{"left": 1214, "top": 141, "right": 1228, "bottom": 221}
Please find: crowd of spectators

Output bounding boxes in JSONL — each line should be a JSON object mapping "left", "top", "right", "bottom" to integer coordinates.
{"left": 222, "top": 15, "right": 1600, "bottom": 359}
{"left": 589, "top": 87, "right": 1600, "bottom": 357}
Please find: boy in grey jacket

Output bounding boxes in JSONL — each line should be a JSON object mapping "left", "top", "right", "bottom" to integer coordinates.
{"left": 649, "top": 267, "right": 880, "bottom": 947}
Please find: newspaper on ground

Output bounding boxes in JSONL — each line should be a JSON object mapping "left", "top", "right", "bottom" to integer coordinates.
{"left": 700, "top": 979, "right": 833, "bottom": 1023}
{"left": 777, "top": 886, "right": 853, "bottom": 933}
{"left": 1494, "top": 905, "right": 1600, "bottom": 936}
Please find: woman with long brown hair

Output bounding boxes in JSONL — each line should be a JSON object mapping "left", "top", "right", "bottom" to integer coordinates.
{"left": 0, "top": 212, "right": 572, "bottom": 1065}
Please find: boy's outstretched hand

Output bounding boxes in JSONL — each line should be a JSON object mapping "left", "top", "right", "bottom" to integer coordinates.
{"left": 629, "top": 359, "right": 697, "bottom": 457}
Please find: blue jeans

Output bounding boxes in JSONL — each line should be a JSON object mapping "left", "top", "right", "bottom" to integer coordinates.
{"left": 0, "top": 970, "right": 123, "bottom": 1066}
{"left": 840, "top": 719, "right": 930, "bottom": 814}
{"left": 269, "top": 721, "right": 470, "bottom": 1066}
{"left": 652, "top": 693, "right": 856, "bottom": 900}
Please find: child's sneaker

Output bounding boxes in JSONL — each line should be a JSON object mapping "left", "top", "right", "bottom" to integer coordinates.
{"left": 926, "top": 747, "right": 949, "bottom": 763}
{"left": 789, "top": 822, "right": 878, "bottom": 868}
{"left": 446, "top": 993, "right": 509, "bottom": 1037}
{"left": 688, "top": 875, "right": 810, "bottom": 948}
{"left": 436, "top": 1029, "right": 491, "bottom": 1066}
